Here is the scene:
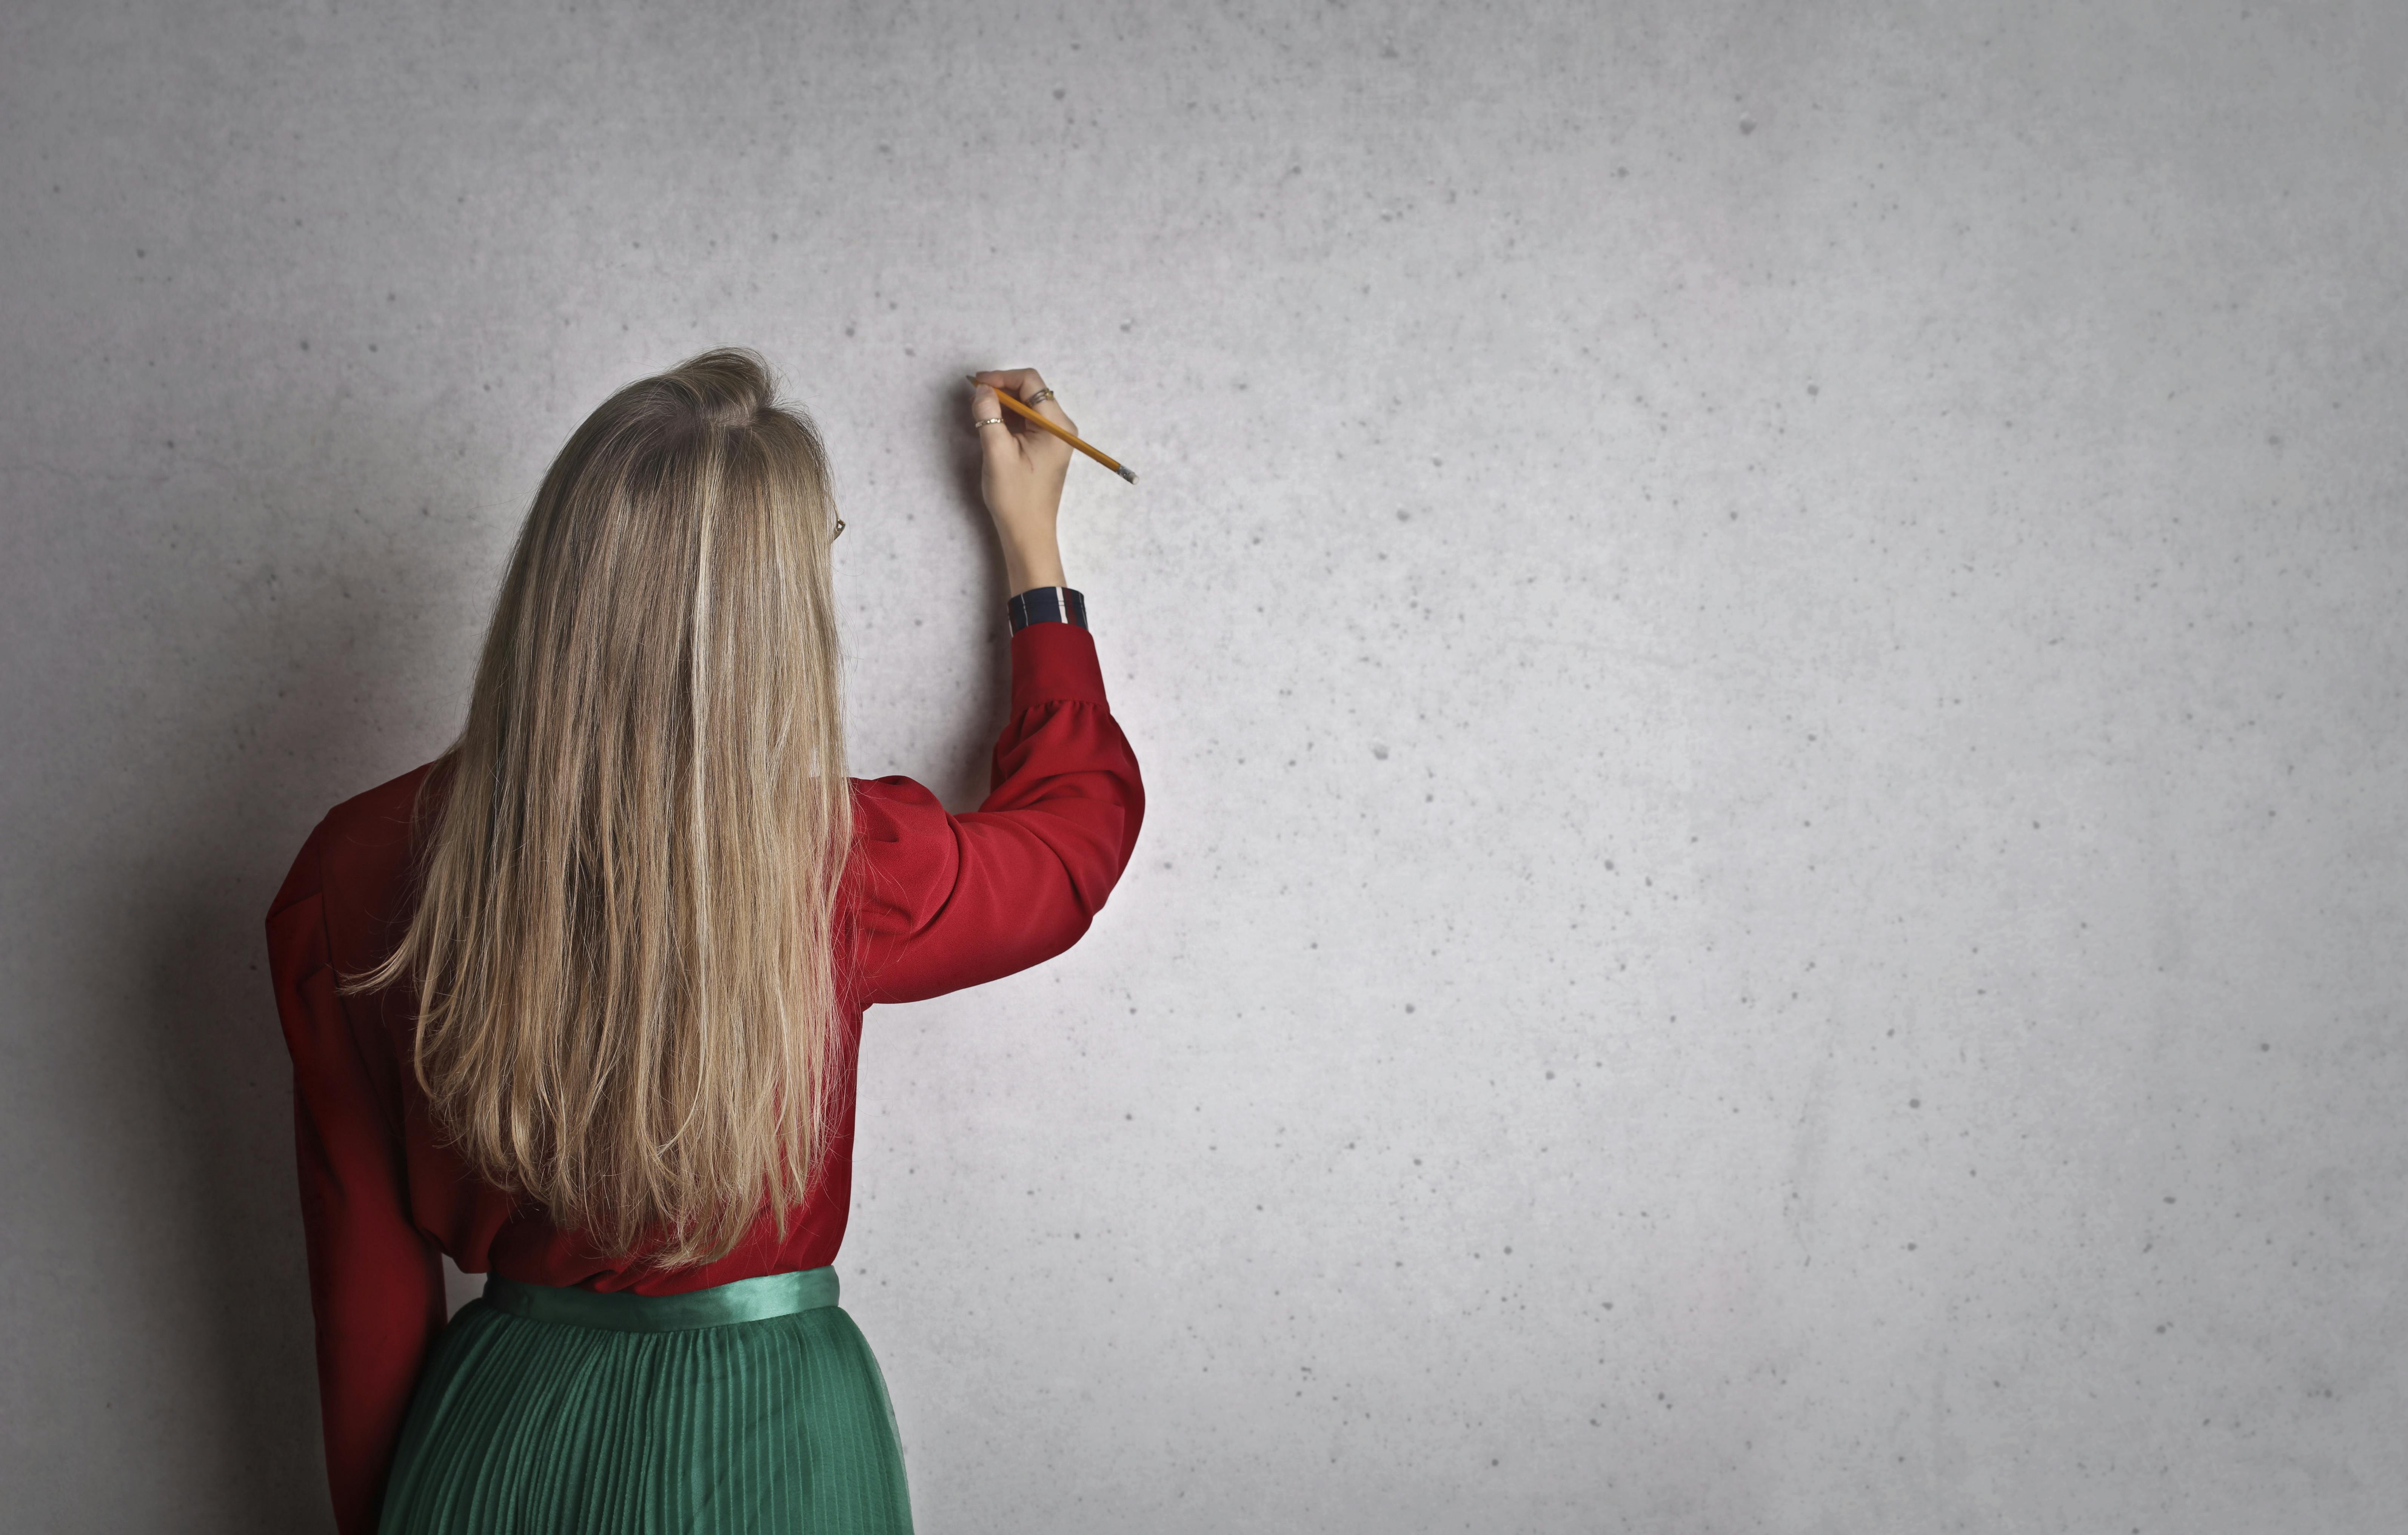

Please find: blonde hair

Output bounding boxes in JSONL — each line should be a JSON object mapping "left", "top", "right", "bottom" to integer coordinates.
{"left": 342, "top": 347, "right": 852, "bottom": 1270}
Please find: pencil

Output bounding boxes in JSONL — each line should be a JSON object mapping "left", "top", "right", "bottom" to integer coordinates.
{"left": 966, "top": 375, "right": 1138, "bottom": 484}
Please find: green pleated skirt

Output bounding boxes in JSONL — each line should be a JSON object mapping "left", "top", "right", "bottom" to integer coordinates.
{"left": 378, "top": 1268, "right": 912, "bottom": 1534}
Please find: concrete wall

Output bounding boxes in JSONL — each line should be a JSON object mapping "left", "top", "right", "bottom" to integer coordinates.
{"left": 5, "top": 1, "right": 2403, "bottom": 1529}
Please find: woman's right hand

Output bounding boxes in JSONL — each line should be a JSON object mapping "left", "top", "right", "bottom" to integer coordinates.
{"left": 969, "top": 368, "right": 1071, "bottom": 593}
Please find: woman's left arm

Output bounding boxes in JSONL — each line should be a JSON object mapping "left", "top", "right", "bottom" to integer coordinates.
{"left": 265, "top": 823, "right": 447, "bottom": 1535}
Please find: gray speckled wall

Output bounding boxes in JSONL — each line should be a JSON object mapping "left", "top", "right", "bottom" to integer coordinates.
{"left": 5, "top": 2, "right": 2404, "bottom": 1530}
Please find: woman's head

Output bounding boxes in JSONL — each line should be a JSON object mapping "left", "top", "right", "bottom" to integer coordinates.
{"left": 345, "top": 347, "right": 852, "bottom": 1269}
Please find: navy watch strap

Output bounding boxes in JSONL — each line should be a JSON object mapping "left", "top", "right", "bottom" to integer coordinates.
{"left": 1007, "top": 586, "right": 1088, "bottom": 633}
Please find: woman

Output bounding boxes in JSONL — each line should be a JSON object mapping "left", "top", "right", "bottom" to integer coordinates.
{"left": 263, "top": 350, "right": 1144, "bottom": 1534}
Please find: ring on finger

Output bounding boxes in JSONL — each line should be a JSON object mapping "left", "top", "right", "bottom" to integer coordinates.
{"left": 1027, "top": 389, "right": 1055, "bottom": 405}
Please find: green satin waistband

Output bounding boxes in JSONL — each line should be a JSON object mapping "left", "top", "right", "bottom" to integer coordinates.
{"left": 482, "top": 1267, "right": 839, "bottom": 1332}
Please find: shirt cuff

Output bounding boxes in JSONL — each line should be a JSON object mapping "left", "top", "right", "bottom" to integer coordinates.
{"left": 1007, "top": 586, "right": 1087, "bottom": 633}
{"left": 1008, "top": 619, "right": 1110, "bottom": 711}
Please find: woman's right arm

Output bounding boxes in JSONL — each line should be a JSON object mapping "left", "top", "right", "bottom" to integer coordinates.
{"left": 845, "top": 368, "right": 1144, "bottom": 1004}
{"left": 849, "top": 621, "right": 1143, "bottom": 1005}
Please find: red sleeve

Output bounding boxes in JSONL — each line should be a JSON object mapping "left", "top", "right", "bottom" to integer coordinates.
{"left": 851, "top": 621, "right": 1146, "bottom": 1005}
{"left": 265, "top": 821, "right": 448, "bottom": 1535}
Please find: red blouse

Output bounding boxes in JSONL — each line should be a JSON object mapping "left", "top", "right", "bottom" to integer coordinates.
{"left": 263, "top": 621, "right": 1143, "bottom": 1535}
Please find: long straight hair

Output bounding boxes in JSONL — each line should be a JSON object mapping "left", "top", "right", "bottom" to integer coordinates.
{"left": 342, "top": 348, "right": 852, "bottom": 1270}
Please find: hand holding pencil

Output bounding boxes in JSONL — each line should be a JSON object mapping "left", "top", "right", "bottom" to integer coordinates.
{"left": 968, "top": 371, "right": 1136, "bottom": 484}
{"left": 967, "top": 368, "right": 1076, "bottom": 594}
{"left": 969, "top": 368, "right": 1136, "bottom": 595}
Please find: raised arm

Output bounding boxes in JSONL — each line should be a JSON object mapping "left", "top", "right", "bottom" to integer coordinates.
{"left": 846, "top": 368, "right": 1144, "bottom": 1004}
{"left": 849, "top": 622, "right": 1143, "bottom": 1004}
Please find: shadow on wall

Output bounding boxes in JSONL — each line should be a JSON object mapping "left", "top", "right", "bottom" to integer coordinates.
{"left": 124, "top": 392, "right": 475, "bottom": 1529}
{"left": 119, "top": 350, "right": 1016, "bottom": 1526}
{"left": 921, "top": 360, "right": 1015, "bottom": 814}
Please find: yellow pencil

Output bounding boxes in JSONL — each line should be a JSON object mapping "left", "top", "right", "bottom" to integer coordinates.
{"left": 966, "top": 375, "right": 1138, "bottom": 484}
